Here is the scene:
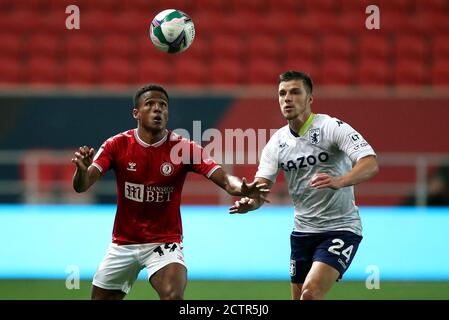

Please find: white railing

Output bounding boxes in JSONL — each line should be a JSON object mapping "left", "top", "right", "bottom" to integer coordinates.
{"left": 0, "top": 150, "right": 448, "bottom": 206}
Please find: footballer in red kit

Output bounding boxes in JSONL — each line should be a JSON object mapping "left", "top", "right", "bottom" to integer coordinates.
{"left": 72, "top": 84, "right": 269, "bottom": 300}
{"left": 92, "top": 128, "right": 220, "bottom": 245}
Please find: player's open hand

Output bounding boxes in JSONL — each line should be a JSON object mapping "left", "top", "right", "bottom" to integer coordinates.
{"left": 229, "top": 197, "right": 256, "bottom": 214}
{"left": 310, "top": 173, "right": 342, "bottom": 190}
{"left": 241, "top": 177, "right": 270, "bottom": 202}
{"left": 71, "top": 146, "right": 95, "bottom": 172}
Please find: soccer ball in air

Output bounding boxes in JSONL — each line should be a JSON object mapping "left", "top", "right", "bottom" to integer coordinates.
{"left": 150, "top": 9, "right": 195, "bottom": 54}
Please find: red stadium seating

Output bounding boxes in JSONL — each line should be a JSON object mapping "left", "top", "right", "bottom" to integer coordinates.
{"left": 394, "top": 35, "right": 428, "bottom": 62}
{"left": 246, "top": 59, "right": 283, "bottom": 85}
{"left": 228, "top": 0, "right": 267, "bottom": 13}
{"left": 283, "top": 35, "right": 318, "bottom": 63}
{"left": 247, "top": 35, "right": 281, "bottom": 61}
{"left": 210, "top": 59, "right": 243, "bottom": 85}
{"left": 394, "top": 60, "right": 428, "bottom": 86}
{"left": 320, "top": 59, "right": 355, "bottom": 85}
{"left": 99, "top": 58, "right": 134, "bottom": 85}
{"left": 356, "top": 58, "right": 391, "bottom": 86}
{"left": 25, "top": 33, "right": 63, "bottom": 60}
{"left": 64, "top": 34, "right": 98, "bottom": 60}
{"left": 415, "top": 0, "right": 448, "bottom": 14}
{"left": 99, "top": 35, "right": 135, "bottom": 60}
{"left": 173, "top": 58, "right": 209, "bottom": 85}
{"left": 358, "top": 35, "right": 391, "bottom": 61}
{"left": 210, "top": 35, "right": 244, "bottom": 60}
{"left": 0, "top": 33, "right": 23, "bottom": 59}
{"left": 303, "top": 0, "right": 339, "bottom": 13}
{"left": 432, "top": 35, "right": 449, "bottom": 60}
{"left": 27, "top": 57, "right": 63, "bottom": 84}
{"left": 136, "top": 59, "right": 173, "bottom": 85}
{"left": 0, "top": 58, "right": 24, "bottom": 84}
{"left": 320, "top": 35, "right": 355, "bottom": 61}
{"left": 64, "top": 57, "right": 98, "bottom": 85}
{"left": 431, "top": 59, "right": 449, "bottom": 85}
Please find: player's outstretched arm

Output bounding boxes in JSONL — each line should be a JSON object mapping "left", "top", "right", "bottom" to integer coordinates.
{"left": 209, "top": 168, "right": 270, "bottom": 200}
{"left": 71, "top": 146, "right": 101, "bottom": 193}
{"left": 310, "top": 155, "right": 379, "bottom": 190}
{"left": 229, "top": 177, "right": 272, "bottom": 214}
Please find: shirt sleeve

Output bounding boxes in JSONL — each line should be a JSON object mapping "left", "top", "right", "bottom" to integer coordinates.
{"left": 92, "top": 137, "right": 116, "bottom": 175}
{"left": 330, "top": 118, "right": 376, "bottom": 163}
{"left": 189, "top": 140, "right": 221, "bottom": 178}
{"left": 255, "top": 133, "right": 280, "bottom": 183}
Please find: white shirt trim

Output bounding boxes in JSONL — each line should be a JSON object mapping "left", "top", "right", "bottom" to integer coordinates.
{"left": 91, "top": 163, "right": 103, "bottom": 173}
{"left": 206, "top": 165, "right": 221, "bottom": 178}
{"left": 134, "top": 129, "right": 168, "bottom": 148}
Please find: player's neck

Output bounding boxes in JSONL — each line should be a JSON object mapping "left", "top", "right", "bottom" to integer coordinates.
{"left": 289, "top": 111, "right": 313, "bottom": 134}
{"left": 137, "top": 127, "right": 167, "bottom": 145}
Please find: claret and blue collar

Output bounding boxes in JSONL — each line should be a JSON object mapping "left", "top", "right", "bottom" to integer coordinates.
{"left": 289, "top": 113, "right": 315, "bottom": 137}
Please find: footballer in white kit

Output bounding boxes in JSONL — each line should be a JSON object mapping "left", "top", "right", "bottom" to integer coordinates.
{"left": 230, "top": 71, "right": 379, "bottom": 300}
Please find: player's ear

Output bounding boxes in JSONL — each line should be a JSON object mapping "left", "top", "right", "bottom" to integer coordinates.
{"left": 132, "top": 107, "right": 139, "bottom": 120}
{"left": 308, "top": 95, "right": 314, "bottom": 105}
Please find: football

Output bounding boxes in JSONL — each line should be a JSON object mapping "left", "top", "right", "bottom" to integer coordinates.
{"left": 150, "top": 9, "right": 195, "bottom": 54}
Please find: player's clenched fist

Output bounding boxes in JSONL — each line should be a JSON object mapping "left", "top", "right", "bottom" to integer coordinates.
{"left": 71, "top": 145, "right": 95, "bottom": 171}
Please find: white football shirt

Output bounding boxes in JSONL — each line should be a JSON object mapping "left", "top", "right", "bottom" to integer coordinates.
{"left": 256, "top": 113, "right": 376, "bottom": 235}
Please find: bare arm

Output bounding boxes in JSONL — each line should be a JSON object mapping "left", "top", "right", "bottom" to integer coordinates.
{"left": 229, "top": 177, "right": 273, "bottom": 214}
{"left": 310, "top": 155, "right": 379, "bottom": 189}
{"left": 208, "top": 168, "right": 270, "bottom": 199}
{"left": 72, "top": 146, "right": 101, "bottom": 193}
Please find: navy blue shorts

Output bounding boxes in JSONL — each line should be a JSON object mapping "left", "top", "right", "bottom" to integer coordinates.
{"left": 290, "top": 231, "right": 362, "bottom": 284}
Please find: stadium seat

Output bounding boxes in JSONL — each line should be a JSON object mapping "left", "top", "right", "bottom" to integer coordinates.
{"left": 99, "top": 35, "right": 135, "bottom": 60}
{"left": 177, "top": 36, "right": 209, "bottom": 61}
{"left": 282, "top": 58, "right": 322, "bottom": 85}
{"left": 376, "top": 0, "right": 413, "bottom": 13}
{"left": 25, "top": 33, "right": 63, "bottom": 60}
{"left": 0, "top": 33, "right": 24, "bottom": 60}
{"left": 1, "top": 10, "right": 37, "bottom": 33}
{"left": 283, "top": 35, "right": 318, "bottom": 63}
{"left": 64, "top": 57, "right": 98, "bottom": 85}
{"left": 64, "top": 34, "right": 98, "bottom": 60}
{"left": 320, "top": 59, "right": 355, "bottom": 85}
{"left": 191, "top": 11, "right": 225, "bottom": 38}
{"left": 415, "top": 0, "right": 448, "bottom": 14}
{"left": 26, "top": 57, "right": 63, "bottom": 84}
{"left": 246, "top": 59, "right": 283, "bottom": 85}
{"left": 431, "top": 59, "right": 449, "bottom": 85}
{"left": 210, "top": 59, "right": 243, "bottom": 85}
{"left": 247, "top": 35, "right": 281, "bottom": 61}
{"left": 296, "top": 13, "right": 335, "bottom": 36}
{"left": 358, "top": 35, "right": 391, "bottom": 61}
{"left": 210, "top": 35, "right": 244, "bottom": 60}
{"left": 173, "top": 58, "right": 209, "bottom": 85}
{"left": 114, "top": 11, "right": 149, "bottom": 36}
{"left": 432, "top": 35, "right": 449, "bottom": 60}
{"left": 81, "top": 12, "right": 114, "bottom": 36}
{"left": 394, "top": 60, "right": 428, "bottom": 86}
{"left": 331, "top": 12, "right": 366, "bottom": 36}
{"left": 320, "top": 35, "right": 355, "bottom": 61}
{"left": 99, "top": 58, "right": 134, "bottom": 85}
{"left": 136, "top": 59, "right": 173, "bottom": 85}
{"left": 303, "top": 0, "right": 339, "bottom": 13}
{"left": 394, "top": 35, "right": 428, "bottom": 62}
{"left": 0, "top": 57, "right": 24, "bottom": 84}
{"left": 356, "top": 58, "right": 391, "bottom": 86}
{"left": 228, "top": 0, "right": 267, "bottom": 13}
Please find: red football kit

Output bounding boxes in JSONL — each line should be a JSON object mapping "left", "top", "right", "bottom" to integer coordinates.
{"left": 92, "top": 129, "right": 220, "bottom": 245}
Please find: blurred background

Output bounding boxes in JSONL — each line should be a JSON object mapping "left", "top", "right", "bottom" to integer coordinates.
{"left": 0, "top": 0, "right": 448, "bottom": 299}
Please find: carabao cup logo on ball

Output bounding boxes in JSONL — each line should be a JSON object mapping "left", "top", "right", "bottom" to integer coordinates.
{"left": 150, "top": 9, "right": 195, "bottom": 54}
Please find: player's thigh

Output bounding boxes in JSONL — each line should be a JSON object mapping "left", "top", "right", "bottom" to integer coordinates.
{"left": 141, "top": 242, "right": 187, "bottom": 298}
{"left": 92, "top": 243, "right": 141, "bottom": 295}
{"left": 313, "top": 231, "right": 363, "bottom": 281}
{"left": 290, "top": 232, "right": 317, "bottom": 285}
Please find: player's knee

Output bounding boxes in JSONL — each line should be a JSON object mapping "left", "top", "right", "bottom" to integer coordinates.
{"left": 158, "top": 285, "right": 184, "bottom": 300}
{"left": 300, "top": 287, "right": 322, "bottom": 300}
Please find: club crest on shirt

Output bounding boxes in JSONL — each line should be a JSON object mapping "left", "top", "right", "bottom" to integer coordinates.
{"left": 127, "top": 162, "right": 137, "bottom": 171}
{"left": 309, "top": 128, "right": 321, "bottom": 145}
{"left": 160, "top": 162, "right": 174, "bottom": 176}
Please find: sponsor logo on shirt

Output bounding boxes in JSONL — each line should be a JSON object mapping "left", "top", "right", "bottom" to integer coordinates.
{"left": 309, "top": 128, "right": 320, "bottom": 144}
{"left": 290, "top": 259, "right": 296, "bottom": 276}
{"left": 125, "top": 182, "right": 174, "bottom": 203}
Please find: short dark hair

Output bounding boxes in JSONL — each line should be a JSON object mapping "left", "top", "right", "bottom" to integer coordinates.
{"left": 133, "top": 84, "right": 169, "bottom": 108}
{"left": 279, "top": 70, "right": 313, "bottom": 94}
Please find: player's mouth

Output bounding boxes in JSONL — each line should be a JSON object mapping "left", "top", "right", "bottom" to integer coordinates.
{"left": 283, "top": 105, "right": 295, "bottom": 112}
{"left": 153, "top": 115, "right": 163, "bottom": 123}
